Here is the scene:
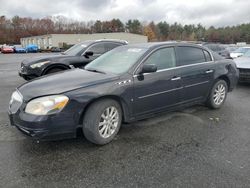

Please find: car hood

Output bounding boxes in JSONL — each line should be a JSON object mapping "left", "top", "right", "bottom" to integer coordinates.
{"left": 22, "top": 54, "right": 80, "bottom": 65}
{"left": 18, "top": 69, "right": 119, "bottom": 101}
{"left": 234, "top": 57, "right": 250, "bottom": 69}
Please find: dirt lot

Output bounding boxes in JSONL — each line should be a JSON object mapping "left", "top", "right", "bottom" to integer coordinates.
{"left": 0, "top": 53, "right": 250, "bottom": 187}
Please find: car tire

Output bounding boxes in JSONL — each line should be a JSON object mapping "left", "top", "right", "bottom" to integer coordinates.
{"left": 206, "top": 79, "right": 228, "bottom": 109}
{"left": 45, "top": 67, "right": 66, "bottom": 75}
{"left": 83, "top": 99, "right": 122, "bottom": 145}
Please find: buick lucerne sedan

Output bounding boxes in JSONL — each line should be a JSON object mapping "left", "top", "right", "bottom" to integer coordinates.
{"left": 19, "top": 39, "right": 127, "bottom": 80}
{"left": 9, "top": 42, "right": 239, "bottom": 145}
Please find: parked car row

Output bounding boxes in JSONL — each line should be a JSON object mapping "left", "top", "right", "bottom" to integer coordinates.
{"left": 201, "top": 43, "right": 250, "bottom": 59}
{"left": 1, "top": 44, "right": 39, "bottom": 53}
{"left": 230, "top": 47, "right": 250, "bottom": 58}
{"left": 8, "top": 40, "right": 240, "bottom": 145}
{"left": 202, "top": 43, "right": 231, "bottom": 59}
{"left": 0, "top": 45, "right": 64, "bottom": 54}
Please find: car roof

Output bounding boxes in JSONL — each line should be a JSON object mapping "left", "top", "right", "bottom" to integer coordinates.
{"left": 79, "top": 39, "right": 128, "bottom": 45}
{"left": 124, "top": 41, "right": 206, "bottom": 50}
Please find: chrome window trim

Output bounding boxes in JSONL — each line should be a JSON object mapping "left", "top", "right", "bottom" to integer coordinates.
{"left": 133, "top": 45, "right": 214, "bottom": 77}
{"left": 133, "top": 60, "right": 214, "bottom": 78}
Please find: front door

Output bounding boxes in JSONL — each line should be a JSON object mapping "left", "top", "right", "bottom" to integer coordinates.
{"left": 132, "top": 47, "right": 182, "bottom": 116}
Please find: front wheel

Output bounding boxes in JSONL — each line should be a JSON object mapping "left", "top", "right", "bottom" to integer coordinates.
{"left": 45, "top": 68, "right": 66, "bottom": 75}
{"left": 206, "top": 79, "right": 228, "bottom": 109}
{"left": 83, "top": 99, "right": 122, "bottom": 145}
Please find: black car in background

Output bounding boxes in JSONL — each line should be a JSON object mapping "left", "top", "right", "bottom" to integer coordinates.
{"left": 9, "top": 42, "right": 239, "bottom": 145}
{"left": 203, "top": 43, "right": 231, "bottom": 59}
{"left": 19, "top": 39, "right": 127, "bottom": 80}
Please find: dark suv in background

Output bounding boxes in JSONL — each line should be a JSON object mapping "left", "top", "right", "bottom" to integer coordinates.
{"left": 9, "top": 42, "right": 239, "bottom": 145}
{"left": 19, "top": 39, "right": 127, "bottom": 80}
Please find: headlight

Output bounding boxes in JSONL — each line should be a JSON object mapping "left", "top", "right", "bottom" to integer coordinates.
{"left": 30, "top": 61, "right": 50, "bottom": 69}
{"left": 25, "top": 95, "right": 69, "bottom": 115}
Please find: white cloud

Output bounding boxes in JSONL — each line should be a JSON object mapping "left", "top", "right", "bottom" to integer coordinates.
{"left": 0, "top": 0, "right": 249, "bottom": 27}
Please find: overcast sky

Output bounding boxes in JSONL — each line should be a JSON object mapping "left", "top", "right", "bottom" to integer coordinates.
{"left": 0, "top": 0, "right": 250, "bottom": 27}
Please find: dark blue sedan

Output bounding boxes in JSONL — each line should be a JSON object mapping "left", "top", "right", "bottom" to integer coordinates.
{"left": 8, "top": 42, "right": 239, "bottom": 145}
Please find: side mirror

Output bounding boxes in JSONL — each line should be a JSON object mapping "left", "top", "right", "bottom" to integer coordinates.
{"left": 139, "top": 64, "right": 157, "bottom": 74}
{"left": 84, "top": 51, "right": 94, "bottom": 58}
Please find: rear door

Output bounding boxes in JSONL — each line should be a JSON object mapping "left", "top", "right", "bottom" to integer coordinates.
{"left": 175, "top": 46, "right": 215, "bottom": 102}
{"left": 133, "top": 47, "right": 182, "bottom": 116}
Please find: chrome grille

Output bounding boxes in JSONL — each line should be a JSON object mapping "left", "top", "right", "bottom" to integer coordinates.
{"left": 238, "top": 68, "right": 250, "bottom": 74}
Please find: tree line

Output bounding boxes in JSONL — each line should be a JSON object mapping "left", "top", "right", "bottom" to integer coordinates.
{"left": 0, "top": 15, "right": 250, "bottom": 44}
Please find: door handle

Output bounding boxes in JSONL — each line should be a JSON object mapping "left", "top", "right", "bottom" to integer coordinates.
{"left": 171, "top": 76, "right": 181, "bottom": 81}
{"left": 205, "top": 70, "right": 214, "bottom": 74}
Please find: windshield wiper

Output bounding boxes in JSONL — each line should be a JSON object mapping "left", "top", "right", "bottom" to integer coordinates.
{"left": 85, "top": 68, "right": 106, "bottom": 74}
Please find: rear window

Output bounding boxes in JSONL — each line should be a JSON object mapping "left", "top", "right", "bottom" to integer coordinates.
{"left": 104, "top": 43, "right": 122, "bottom": 52}
{"left": 176, "top": 46, "right": 206, "bottom": 66}
{"left": 88, "top": 43, "right": 105, "bottom": 55}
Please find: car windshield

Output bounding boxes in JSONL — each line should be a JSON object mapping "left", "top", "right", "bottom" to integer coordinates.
{"left": 233, "top": 47, "right": 250, "bottom": 53}
{"left": 63, "top": 41, "right": 91, "bottom": 56}
{"left": 85, "top": 46, "right": 148, "bottom": 74}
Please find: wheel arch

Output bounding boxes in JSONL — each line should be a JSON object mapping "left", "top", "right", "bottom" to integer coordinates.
{"left": 42, "top": 64, "right": 70, "bottom": 75}
{"left": 78, "top": 95, "right": 131, "bottom": 126}
{"left": 216, "top": 75, "right": 230, "bottom": 91}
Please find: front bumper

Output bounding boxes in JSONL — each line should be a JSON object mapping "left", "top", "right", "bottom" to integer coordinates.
{"left": 8, "top": 108, "right": 79, "bottom": 141}
{"left": 19, "top": 64, "right": 39, "bottom": 80}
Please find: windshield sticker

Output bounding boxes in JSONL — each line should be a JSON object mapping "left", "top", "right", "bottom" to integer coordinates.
{"left": 127, "top": 48, "right": 142, "bottom": 52}
{"left": 81, "top": 45, "right": 87, "bottom": 47}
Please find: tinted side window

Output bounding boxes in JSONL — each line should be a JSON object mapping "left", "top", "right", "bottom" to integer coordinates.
{"left": 177, "top": 47, "right": 206, "bottom": 66}
{"left": 104, "top": 43, "right": 122, "bottom": 52}
{"left": 144, "top": 47, "right": 176, "bottom": 70}
{"left": 88, "top": 43, "right": 105, "bottom": 55}
{"left": 203, "top": 50, "right": 212, "bottom": 61}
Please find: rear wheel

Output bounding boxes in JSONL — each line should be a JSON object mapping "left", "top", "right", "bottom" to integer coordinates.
{"left": 206, "top": 79, "right": 228, "bottom": 109}
{"left": 83, "top": 99, "right": 122, "bottom": 145}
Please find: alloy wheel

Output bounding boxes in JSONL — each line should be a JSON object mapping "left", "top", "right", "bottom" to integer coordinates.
{"left": 98, "top": 106, "right": 119, "bottom": 138}
{"left": 213, "top": 83, "right": 226, "bottom": 105}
